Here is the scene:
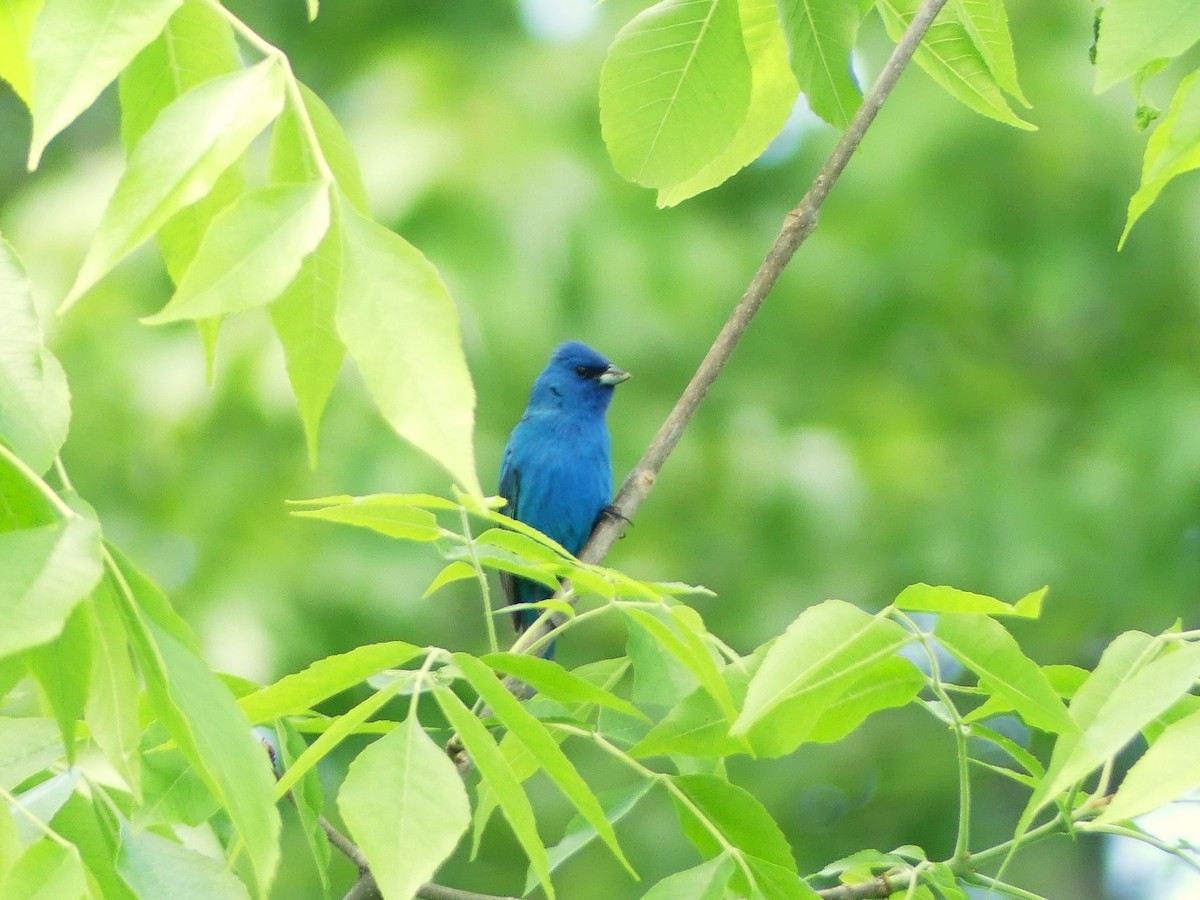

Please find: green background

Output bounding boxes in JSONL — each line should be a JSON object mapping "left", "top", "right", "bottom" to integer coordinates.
{"left": 1, "top": 1, "right": 1196, "bottom": 897}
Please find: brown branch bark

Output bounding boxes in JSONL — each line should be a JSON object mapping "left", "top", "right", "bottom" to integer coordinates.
{"left": 346, "top": 0, "right": 950, "bottom": 896}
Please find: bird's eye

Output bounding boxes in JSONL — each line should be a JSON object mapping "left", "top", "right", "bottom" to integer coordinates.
{"left": 574, "top": 365, "right": 589, "bottom": 378}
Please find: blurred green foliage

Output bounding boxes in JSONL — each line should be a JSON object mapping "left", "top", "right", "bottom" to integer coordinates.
{"left": 1, "top": 1, "right": 1197, "bottom": 897}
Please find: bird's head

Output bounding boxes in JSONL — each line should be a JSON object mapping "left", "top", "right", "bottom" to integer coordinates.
{"left": 528, "top": 341, "right": 629, "bottom": 417}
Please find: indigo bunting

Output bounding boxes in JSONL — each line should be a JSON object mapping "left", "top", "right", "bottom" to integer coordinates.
{"left": 499, "top": 342, "right": 629, "bottom": 646}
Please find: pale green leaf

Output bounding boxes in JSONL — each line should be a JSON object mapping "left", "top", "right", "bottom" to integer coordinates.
{"left": 238, "top": 640, "right": 422, "bottom": 724}
{"left": 271, "top": 82, "right": 369, "bottom": 214}
{"left": 600, "top": 0, "right": 752, "bottom": 188}
{"left": 934, "top": 613, "right": 1074, "bottom": 734}
{"left": 894, "top": 583, "right": 1046, "bottom": 618}
{"left": 1095, "top": 0, "right": 1200, "bottom": 93}
{"left": 732, "top": 600, "right": 911, "bottom": 756}
{"left": 0, "top": 839, "right": 86, "bottom": 900}
{"left": 877, "top": 0, "right": 1034, "bottom": 130}
{"left": 631, "top": 684, "right": 745, "bottom": 759}
{"left": 63, "top": 60, "right": 285, "bottom": 310}
{"left": 777, "top": 0, "right": 862, "bottom": 128}
{"left": 807, "top": 655, "right": 924, "bottom": 743}
{"left": 423, "top": 561, "right": 476, "bottom": 597}
{"left": 9, "top": 770, "right": 78, "bottom": 845}
{"left": 143, "top": 182, "right": 331, "bottom": 323}
{"left": 337, "top": 206, "right": 480, "bottom": 495}
{"left": 0, "top": 236, "right": 70, "bottom": 474}
{"left": 85, "top": 576, "right": 142, "bottom": 794}
{"left": 1019, "top": 637, "right": 1200, "bottom": 834}
{"left": 0, "top": 0, "right": 41, "bottom": 105}
{"left": 434, "top": 685, "right": 554, "bottom": 898}
{"left": 1099, "top": 708, "right": 1200, "bottom": 823}
{"left": 952, "top": 0, "right": 1028, "bottom": 105}
{"left": 622, "top": 607, "right": 735, "bottom": 717}
{"left": 28, "top": 0, "right": 183, "bottom": 168}
{"left": 291, "top": 495, "right": 443, "bottom": 541}
{"left": 338, "top": 715, "right": 470, "bottom": 900}
{"left": 116, "top": 818, "right": 251, "bottom": 900}
{"left": 657, "top": 0, "right": 799, "bottom": 206}
{"left": 108, "top": 550, "right": 281, "bottom": 895}
{"left": 0, "top": 517, "right": 102, "bottom": 661}
{"left": 0, "top": 717, "right": 62, "bottom": 789}
{"left": 642, "top": 854, "right": 734, "bottom": 900}
{"left": 27, "top": 601, "right": 92, "bottom": 762}
{"left": 1122, "top": 70, "right": 1200, "bottom": 246}
{"left": 454, "top": 653, "right": 636, "bottom": 877}
{"left": 480, "top": 652, "right": 648, "bottom": 722}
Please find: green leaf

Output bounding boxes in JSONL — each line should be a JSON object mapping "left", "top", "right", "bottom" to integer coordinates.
{"left": 453, "top": 653, "right": 636, "bottom": 877}
{"left": 952, "top": 0, "right": 1028, "bottom": 105}
{"left": 434, "top": 685, "right": 554, "bottom": 898}
{"left": 0, "top": 717, "right": 62, "bottom": 789}
{"left": 480, "top": 652, "right": 648, "bottom": 722}
{"left": 807, "top": 655, "right": 924, "bottom": 743}
{"left": 27, "top": 601, "right": 92, "bottom": 762}
{"left": 1121, "top": 70, "right": 1200, "bottom": 247}
{"left": 631, "top": 684, "right": 746, "bottom": 759}
{"left": 1099, "top": 707, "right": 1200, "bottom": 823}
{"left": 424, "top": 561, "right": 477, "bottom": 597}
{"left": 530, "top": 780, "right": 657, "bottom": 894}
{"left": 642, "top": 854, "right": 735, "bottom": 900}
{"left": 271, "top": 82, "right": 369, "bottom": 214}
{"left": 238, "top": 640, "right": 423, "bottom": 723}
{"left": 732, "top": 600, "right": 911, "bottom": 756}
{"left": 777, "top": 0, "right": 862, "bottom": 128}
{"left": 622, "top": 607, "right": 735, "bottom": 717}
{"left": 934, "top": 613, "right": 1075, "bottom": 734}
{"left": 746, "top": 855, "right": 822, "bottom": 899}
{"left": 273, "top": 721, "right": 331, "bottom": 897}
{"left": 671, "top": 773, "right": 795, "bottom": 871}
{"left": 626, "top": 610, "right": 701, "bottom": 708}
{"left": 657, "top": 0, "right": 799, "bottom": 206}
{"left": 1019, "top": 636, "right": 1200, "bottom": 833}
{"left": 336, "top": 206, "right": 481, "bottom": 495}
{"left": 27, "top": 0, "right": 184, "bottom": 169}
{"left": 85, "top": 576, "right": 142, "bottom": 794}
{"left": 876, "top": 0, "right": 1034, "bottom": 131}
{"left": 108, "top": 551, "right": 281, "bottom": 895}
{"left": 600, "top": 0, "right": 752, "bottom": 188}
{"left": 143, "top": 181, "right": 331, "bottom": 323}
{"left": 117, "top": 817, "right": 251, "bottom": 900}
{"left": 0, "top": 237, "right": 70, "bottom": 474}
{"left": 272, "top": 677, "right": 407, "bottom": 800}
{"left": 1095, "top": 0, "right": 1200, "bottom": 93}
{"left": 0, "top": 839, "right": 86, "bottom": 900}
{"left": 268, "top": 184, "right": 345, "bottom": 466}
{"left": 0, "top": 516, "right": 103, "bottom": 661}
{"left": 894, "top": 583, "right": 1046, "bottom": 618}
{"left": 338, "top": 715, "right": 470, "bottom": 900}
{"left": 291, "top": 495, "right": 443, "bottom": 541}
{"left": 63, "top": 59, "right": 286, "bottom": 310}
{"left": 0, "top": 0, "right": 41, "bottom": 105}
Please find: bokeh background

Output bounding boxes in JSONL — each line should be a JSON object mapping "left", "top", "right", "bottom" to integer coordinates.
{"left": 2, "top": 0, "right": 1199, "bottom": 897}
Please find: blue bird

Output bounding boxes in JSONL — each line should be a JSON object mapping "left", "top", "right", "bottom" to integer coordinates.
{"left": 499, "top": 342, "right": 629, "bottom": 651}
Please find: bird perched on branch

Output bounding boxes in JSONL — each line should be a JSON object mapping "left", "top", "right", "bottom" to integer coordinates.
{"left": 499, "top": 341, "right": 629, "bottom": 653}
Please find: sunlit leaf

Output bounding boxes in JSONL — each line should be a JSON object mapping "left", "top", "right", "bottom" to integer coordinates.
{"left": 85, "top": 577, "right": 142, "bottom": 794}
{"left": 338, "top": 715, "right": 469, "bottom": 900}
{"left": 143, "top": 181, "right": 331, "bottom": 323}
{"left": 27, "top": 0, "right": 183, "bottom": 168}
{"left": 1094, "top": 0, "right": 1200, "bottom": 93}
{"left": 481, "top": 652, "right": 648, "bottom": 721}
{"left": 777, "top": 0, "right": 862, "bottom": 128}
{"left": 600, "top": 0, "right": 752, "bottom": 188}
{"left": 894, "top": 583, "right": 1045, "bottom": 618}
{"left": 337, "top": 206, "right": 481, "bottom": 495}
{"left": 116, "top": 817, "right": 251, "bottom": 900}
{"left": 291, "top": 495, "right": 443, "bottom": 541}
{"left": 0, "top": 839, "right": 86, "bottom": 900}
{"left": 63, "top": 60, "right": 286, "bottom": 310}
{"left": 239, "top": 640, "right": 422, "bottom": 724}
{"left": 1121, "top": 70, "right": 1200, "bottom": 246}
{"left": 0, "top": 717, "right": 62, "bottom": 790}
{"left": 1099, "top": 708, "right": 1200, "bottom": 823}
{"left": 642, "top": 854, "right": 734, "bottom": 900}
{"left": 27, "top": 602, "right": 92, "bottom": 762}
{"left": 934, "top": 613, "right": 1074, "bottom": 734}
{"left": 671, "top": 773, "right": 796, "bottom": 872}
{"left": 0, "top": 237, "right": 70, "bottom": 474}
{"left": 876, "top": 0, "right": 1034, "bottom": 130}
{"left": 953, "top": 0, "right": 1028, "bottom": 105}
{"left": 658, "top": 0, "right": 799, "bottom": 205}
{"left": 0, "top": 0, "right": 41, "bottom": 105}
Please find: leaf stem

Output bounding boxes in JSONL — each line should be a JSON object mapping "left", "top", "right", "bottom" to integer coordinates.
{"left": 0, "top": 442, "right": 75, "bottom": 518}
{"left": 458, "top": 506, "right": 500, "bottom": 655}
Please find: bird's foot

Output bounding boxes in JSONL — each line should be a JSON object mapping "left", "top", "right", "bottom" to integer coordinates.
{"left": 600, "top": 504, "right": 632, "bottom": 536}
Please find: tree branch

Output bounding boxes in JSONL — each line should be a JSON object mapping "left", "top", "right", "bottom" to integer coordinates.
{"left": 509, "top": 0, "right": 951, "bottom": 660}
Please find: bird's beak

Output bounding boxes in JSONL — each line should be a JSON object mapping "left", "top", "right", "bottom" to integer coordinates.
{"left": 599, "top": 364, "right": 630, "bottom": 386}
